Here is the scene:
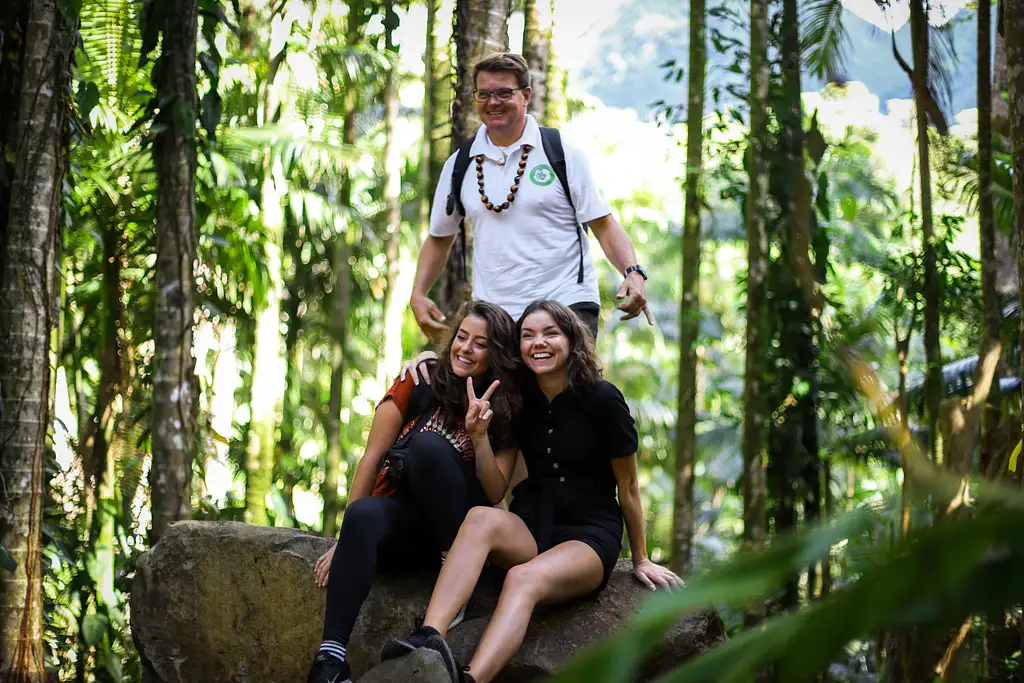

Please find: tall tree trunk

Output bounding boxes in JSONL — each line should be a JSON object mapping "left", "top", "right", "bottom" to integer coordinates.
{"left": 278, "top": 207, "right": 305, "bottom": 528}
{"left": 778, "top": 0, "right": 820, "bottom": 611}
{"left": 910, "top": 0, "right": 943, "bottom": 464}
{"left": 379, "top": 0, "right": 405, "bottom": 384}
{"left": 742, "top": 0, "right": 769, "bottom": 628}
{"left": 993, "top": 2, "right": 1010, "bottom": 137}
{"left": 979, "top": 0, "right": 1001, "bottom": 477}
{"left": 324, "top": 2, "right": 365, "bottom": 537}
{"left": 544, "top": 44, "right": 567, "bottom": 128}
{"left": 1009, "top": 0, "right": 1024, "bottom": 486}
{"left": 88, "top": 211, "right": 134, "bottom": 623}
{"left": 324, "top": 231, "right": 351, "bottom": 538}
{"left": 442, "top": 0, "right": 511, "bottom": 314}
{"left": 0, "top": 0, "right": 68, "bottom": 678}
{"left": 244, "top": 1, "right": 288, "bottom": 526}
{"left": 671, "top": 0, "right": 705, "bottom": 578}
{"left": 151, "top": 0, "right": 200, "bottom": 542}
{"left": 420, "top": 0, "right": 437, "bottom": 238}
{"left": 522, "top": 0, "right": 552, "bottom": 122}
{"left": 423, "top": 0, "right": 454, "bottom": 230}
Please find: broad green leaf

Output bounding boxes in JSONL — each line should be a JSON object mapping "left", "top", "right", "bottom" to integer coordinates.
{"left": 83, "top": 613, "right": 109, "bottom": 647}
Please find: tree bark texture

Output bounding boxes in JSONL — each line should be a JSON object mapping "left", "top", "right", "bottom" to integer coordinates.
{"left": 451, "top": 0, "right": 511, "bottom": 147}
{"left": 742, "top": 0, "right": 769, "bottom": 626}
{"left": 522, "top": 0, "right": 552, "bottom": 122}
{"left": 0, "top": 0, "right": 68, "bottom": 678}
{"left": 911, "top": 0, "right": 943, "bottom": 463}
{"left": 443, "top": 0, "right": 511, "bottom": 314}
{"left": 150, "top": 0, "right": 200, "bottom": 543}
{"left": 774, "top": 0, "right": 821, "bottom": 611}
{"left": 978, "top": 0, "right": 1001, "bottom": 476}
{"left": 671, "top": 0, "right": 705, "bottom": 578}
{"left": 1009, "top": 1, "right": 1024, "bottom": 484}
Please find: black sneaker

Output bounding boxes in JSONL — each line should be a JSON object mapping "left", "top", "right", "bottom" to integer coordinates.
{"left": 380, "top": 624, "right": 439, "bottom": 662}
{"left": 425, "top": 633, "right": 461, "bottom": 683}
{"left": 306, "top": 652, "right": 351, "bottom": 683}
{"left": 460, "top": 665, "right": 478, "bottom": 683}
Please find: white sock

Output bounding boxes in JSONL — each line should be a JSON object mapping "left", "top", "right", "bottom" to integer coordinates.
{"left": 318, "top": 641, "right": 347, "bottom": 662}
{"left": 449, "top": 603, "right": 466, "bottom": 630}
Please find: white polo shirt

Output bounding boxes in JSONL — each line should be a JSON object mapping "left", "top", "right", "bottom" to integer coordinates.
{"left": 429, "top": 115, "right": 612, "bottom": 321}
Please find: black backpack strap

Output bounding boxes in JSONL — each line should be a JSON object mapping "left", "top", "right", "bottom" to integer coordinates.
{"left": 445, "top": 139, "right": 476, "bottom": 283}
{"left": 395, "top": 383, "right": 439, "bottom": 448}
{"left": 539, "top": 127, "right": 585, "bottom": 284}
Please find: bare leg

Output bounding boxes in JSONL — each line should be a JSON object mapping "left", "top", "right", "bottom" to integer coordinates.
{"left": 423, "top": 507, "right": 537, "bottom": 636}
{"left": 467, "top": 541, "right": 605, "bottom": 683}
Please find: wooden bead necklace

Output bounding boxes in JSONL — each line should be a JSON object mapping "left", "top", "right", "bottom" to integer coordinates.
{"left": 477, "top": 144, "right": 532, "bottom": 213}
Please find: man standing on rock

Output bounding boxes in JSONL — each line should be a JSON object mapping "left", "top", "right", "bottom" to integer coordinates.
{"left": 411, "top": 52, "right": 652, "bottom": 341}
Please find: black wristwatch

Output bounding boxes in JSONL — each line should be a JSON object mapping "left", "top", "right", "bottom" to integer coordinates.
{"left": 623, "top": 264, "right": 648, "bottom": 281}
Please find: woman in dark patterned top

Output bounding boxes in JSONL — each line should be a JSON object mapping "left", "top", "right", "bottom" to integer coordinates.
{"left": 306, "top": 301, "right": 521, "bottom": 683}
{"left": 383, "top": 300, "right": 681, "bottom": 683}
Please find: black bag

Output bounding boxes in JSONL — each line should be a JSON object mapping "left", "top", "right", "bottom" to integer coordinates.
{"left": 378, "top": 389, "right": 437, "bottom": 490}
{"left": 445, "top": 126, "right": 584, "bottom": 284}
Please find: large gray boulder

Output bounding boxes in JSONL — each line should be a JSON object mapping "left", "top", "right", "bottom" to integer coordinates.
{"left": 130, "top": 521, "right": 726, "bottom": 683}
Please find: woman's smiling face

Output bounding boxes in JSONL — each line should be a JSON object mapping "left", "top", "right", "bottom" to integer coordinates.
{"left": 519, "top": 309, "right": 568, "bottom": 377}
{"left": 450, "top": 314, "right": 491, "bottom": 378}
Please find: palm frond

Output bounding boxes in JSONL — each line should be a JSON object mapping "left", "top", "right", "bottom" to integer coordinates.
{"left": 802, "top": 0, "right": 850, "bottom": 80}
{"left": 926, "top": 19, "right": 958, "bottom": 122}
{"left": 78, "top": 0, "right": 149, "bottom": 108}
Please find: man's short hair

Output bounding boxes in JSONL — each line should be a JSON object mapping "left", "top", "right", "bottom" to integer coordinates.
{"left": 474, "top": 52, "right": 531, "bottom": 90}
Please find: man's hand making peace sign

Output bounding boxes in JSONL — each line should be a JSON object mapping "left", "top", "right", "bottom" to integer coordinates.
{"left": 465, "top": 377, "right": 500, "bottom": 440}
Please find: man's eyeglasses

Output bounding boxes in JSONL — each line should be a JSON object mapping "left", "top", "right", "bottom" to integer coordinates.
{"left": 473, "top": 88, "right": 525, "bottom": 103}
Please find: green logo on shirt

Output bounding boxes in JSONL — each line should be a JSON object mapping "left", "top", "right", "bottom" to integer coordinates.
{"left": 530, "top": 164, "right": 555, "bottom": 186}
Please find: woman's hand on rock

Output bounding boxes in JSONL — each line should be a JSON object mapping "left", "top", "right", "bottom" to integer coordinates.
{"left": 632, "top": 558, "right": 684, "bottom": 591}
{"left": 315, "top": 544, "right": 336, "bottom": 588}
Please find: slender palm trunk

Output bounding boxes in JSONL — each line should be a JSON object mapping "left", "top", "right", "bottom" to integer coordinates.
{"left": 671, "top": 0, "right": 705, "bottom": 577}
{"left": 244, "top": 1, "right": 288, "bottom": 525}
{"left": 522, "top": 0, "right": 552, "bottom": 122}
{"left": 379, "top": 0, "right": 405, "bottom": 384}
{"left": 1008, "top": 1, "right": 1024, "bottom": 487}
{"left": 0, "top": 0, "right": 68, "bottom": 677}
{"left": 779, "top": 0, "right": 820, "bottom": 610}
{"left": 910, "top": 0, "right": 942, "bottom": 463}
{"left": 993, "top": 2, "right": 1009, "bottom": 137}
{"left": 978, "top": 0, "right": 1001, "bottom": 476}
{"left": 742, "top": 0, "right": 769, "bottom": 627}
{"left": 151, "top": 0, "right": 200, "bottom": 541}
{"left": 324, "top": 4, "right": 364, "bottom": 536}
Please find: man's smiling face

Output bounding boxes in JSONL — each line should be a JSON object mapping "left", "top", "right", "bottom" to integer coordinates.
{"left": 475, "top": 70, "right": 531, "bottom": 138}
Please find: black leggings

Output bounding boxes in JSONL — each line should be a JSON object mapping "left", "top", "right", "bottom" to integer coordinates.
{"left": 322, "top": 440, "right": 478, "bottom": 645}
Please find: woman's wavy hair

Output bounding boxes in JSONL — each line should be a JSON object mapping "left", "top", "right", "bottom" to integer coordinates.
{"left": 430, "top": 301, "right": 521, "bottom": 449}
{"left": 517, "top": 300, "right": 602, "bottom": 391}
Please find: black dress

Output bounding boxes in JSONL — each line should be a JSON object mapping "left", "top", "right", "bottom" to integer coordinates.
{"left": 509, "top": 379, "right": 639, "bottom": 590}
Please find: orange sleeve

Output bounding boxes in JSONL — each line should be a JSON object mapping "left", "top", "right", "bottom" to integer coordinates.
{"left": 377, "top": 374, "right": 416, "bottom": 418}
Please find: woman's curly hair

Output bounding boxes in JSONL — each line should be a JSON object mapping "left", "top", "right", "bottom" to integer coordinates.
{"left": 430, "top": 301, "right": 521, "bottom": 449}
{"left": 517, "top": 300, "right": 602, "bottom": 391}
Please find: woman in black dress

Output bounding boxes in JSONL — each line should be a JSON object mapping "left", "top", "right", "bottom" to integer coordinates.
{"left": 306, "top": 301, "right": 521, "bottom": 683}
{"left": 382, "top": 300, "right": 681, "bottom": 683}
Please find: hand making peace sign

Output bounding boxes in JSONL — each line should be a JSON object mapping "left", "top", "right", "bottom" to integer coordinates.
{"left": 465, "top": 377, "right": 500, "bottom": 440}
